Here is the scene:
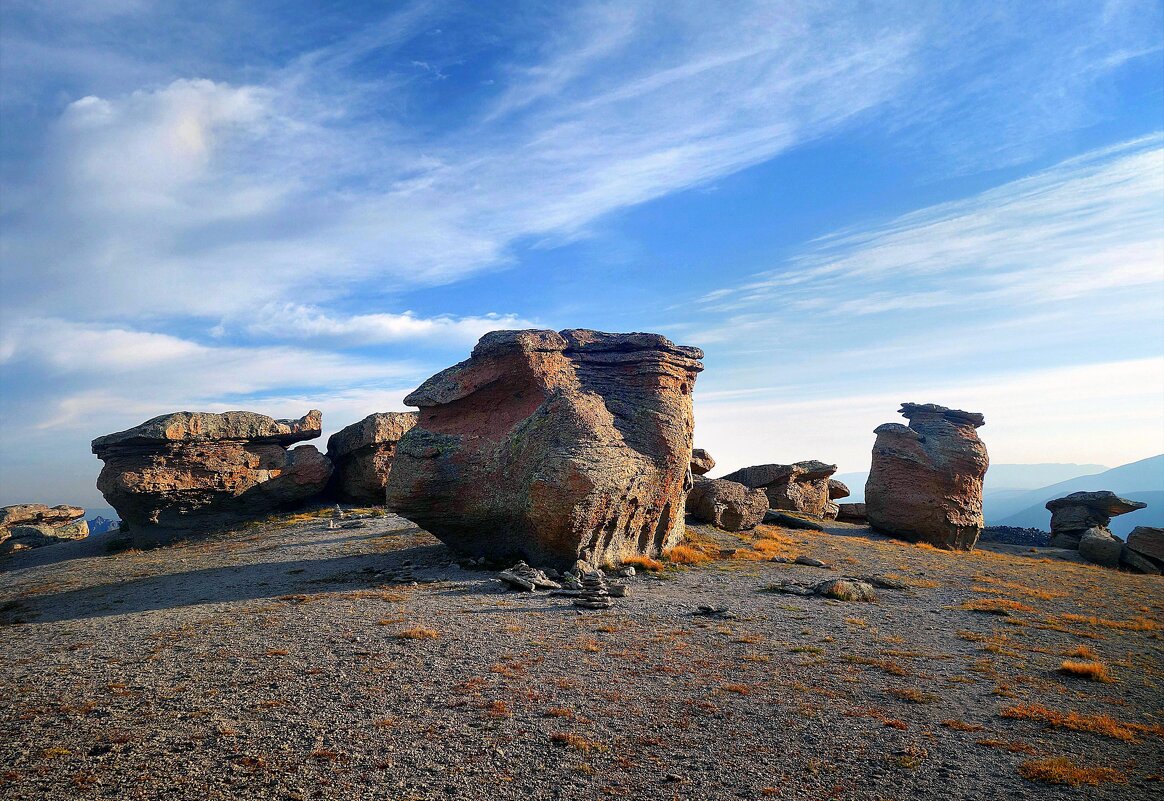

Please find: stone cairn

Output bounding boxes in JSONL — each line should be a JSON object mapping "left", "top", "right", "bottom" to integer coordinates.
{"left": 574, "top": 571, "right": 613, "bottom": 609}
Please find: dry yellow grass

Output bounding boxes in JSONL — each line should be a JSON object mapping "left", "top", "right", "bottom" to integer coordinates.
{"left": 1064, "top": 644, "right": 1100, "bottom": 660}
{"left": 664, "top": 544, "right": 711, "bottom": 565}
{"left": 976, "top": 739, "right": 1037, "bottom": 755}
{"left": 959, "top": 598, "right": 1036, "bottom": 615}
{"left": 1001, "top": 703, "right": 1146, "bottom": 742}
{"left": 619, "top": 555, "right": 664, "bottom": 572}
{"left": 1058, "top": 660, "right": 1114, "bottom": 683}
{"left": 1060, "top": 613, "right": 1162, "bottom": 632}
{"left": 395, "top": 627, "right": 440, "bottom": 640}
{"left": 888, "top": 688, "right": 940, "bottom": 704}
{"left": 550, "top": 733, "right": 605, "bottom": 753}
{"left": 1018, "top": 757, "right": 1125, "bottom": 786}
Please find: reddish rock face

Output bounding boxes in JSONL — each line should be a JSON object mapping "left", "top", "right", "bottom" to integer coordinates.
{"left": 92, "top": 410, "right": 331, "bottom": 546}
{"left": 720, "top": 460, "right": 837, "bottom": 517}
{"left": 385, "top": 329, "right": 703, "bottom": 569}
{"left": 325, "top": 412, "right": 418, "bottom": 505}
{"left": 865, "top": 403, "right": 988, "bottom": 550}
{"left": 685, "top": 479, "right": 767, "bottom": 531}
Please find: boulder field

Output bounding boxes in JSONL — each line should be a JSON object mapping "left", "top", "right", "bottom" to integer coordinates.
{"left": 91, "top": 410, "right": 332, "bottom": 546}
{"left": 865, "top": 403, "right": 988, "bottom": 550}
{"left": 385, "top": 329, "right": 703, "bottom": 569}
{"left": 1044, "top": 491, "right": 1152, "bottom": 571}
{"left": 721, "top": 460, "right": 839, "bottom": 518}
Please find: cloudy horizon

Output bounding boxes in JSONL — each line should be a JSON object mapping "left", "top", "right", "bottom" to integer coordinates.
{"left": 2, "top": 1, "right": 1162, "bottom": 510}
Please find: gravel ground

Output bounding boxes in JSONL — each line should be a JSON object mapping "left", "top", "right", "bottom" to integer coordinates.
{"left": 1, "top": 511, "right": 1161, "bottom": 800}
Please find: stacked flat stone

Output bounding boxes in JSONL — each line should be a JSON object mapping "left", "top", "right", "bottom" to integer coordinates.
{"left": 574, "top": 571, "right": 613, "bottom": 609}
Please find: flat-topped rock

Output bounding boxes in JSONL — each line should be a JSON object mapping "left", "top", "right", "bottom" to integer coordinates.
{"left": 1126, "top": 526, "right": 1164, "bottom": 563}
{"left": 1, "top": 504, "right": 88, "bottom": 555}
{"left": 325, "top": 412, "right": 418, "bottom": 505}
{"left": 865, "top": 402, "right": 988, "bottom": 550}
{"left": 92, "top": 409, "right": 331, "bottom": 546}
{"left": 386, "top": 329, "right": 703, "bottom": 569}
{"left": 1046, "top": 491, "right": 1147, "bottom": 549}
{"left": 92, "top": 410, "right": 321, "bottom": 452}
{"left": 721, "top": 460, "right": 837, "bottom": 517}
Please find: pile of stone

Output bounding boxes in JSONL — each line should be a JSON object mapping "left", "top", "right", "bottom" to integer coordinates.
{"left": 1, "top": 504, "right": 89, "bottom": 555}
{"left": 386, "top": 329, "right": 703, "bottom": 570}
{"left": 92, "top": 410, "right": 332, "bottom": 547}
{"left": 498, "top": 561, "right": 562, "bottom": 591}
{"left": 1045, "top": 491, "right": 1153, "bottom": 572}
{"left": 722, "top": 460, "right": 838, "bottom": 518}
{"left": 325, "top": 412, "right": 417, "bottom": 505}
{"left": 767, "top": 577, "right": 878, "bottom": 602}
{"left": 574, "top": 571, "right": 613, "bottom": 609}
{"left": 865, "top": 403, "right": 988, "bottom": 550}
{"left": 685, "top": 478, "right": 767, "bottom": 531}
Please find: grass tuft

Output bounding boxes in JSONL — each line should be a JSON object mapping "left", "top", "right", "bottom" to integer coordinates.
{"left": 1018, "top": 757, "right": 1126, "bottom": 786}
{"left": 1058, "top": 660, "right": 1114, "bottom": 683}
{"left": 959, "top": 598, "right": 1036, "bottom": 616}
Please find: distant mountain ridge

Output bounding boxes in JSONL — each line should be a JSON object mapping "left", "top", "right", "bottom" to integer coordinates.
{"left": 992, "top": 455, "right": 1164, "bottom": 535}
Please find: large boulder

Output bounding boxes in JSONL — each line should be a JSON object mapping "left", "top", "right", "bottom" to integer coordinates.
{"left": 721, "top": 460, "right": 837, "bottom": 517}
{"left": 1077, "top": 527, "right": 1122, "bottom": 568}
{"left": 0, "top": 504, "right": 88, "bottom": 555}
{"left": 385, "top": 329, "right": 703, "bottom": 569}
{"left": 325, "top": 412, "right": 418, "bottom": 505}
{"left": 92, "top": 410, "right": 332, "bottom": 546}
{"left": 828, "top": 479, "right": 850, "bottom": 500}
{"left": 1126, "top": 526, "right": 1164, "bottom": 563}
{"left": 690, "top": 448, "right": 716, "bottom": 476}
{"left": 685, "top": 478, "right": 767, "bottom": 531}
{"left": 1046, "top": 492, "right": 1148, "bottom": 549}
{"left": 865, "top": 403, "right": 988, "bottom": 550}
{"left": 835, "top": 502, "right": 867, "bottom": 522}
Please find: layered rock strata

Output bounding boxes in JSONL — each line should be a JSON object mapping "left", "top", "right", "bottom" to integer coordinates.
{"left": 865, "top": 403, "right": 989, "bottom": 550}
{"left": 325, "top": 412, "right": 418, "bottom": 505}
{"left": 721, "top": 460, "right": 838, "bottom": 517}
{"left": 1045, "top": 491, "right": 1146, "bottom": 548}
{"left": 92, "top": 410, "right": 331, "bottom": 546}
{"left": 0, "top": 504, "right": 88, "bottom": 555}
{"left": 385, "top": 329, "right": 703, "bottom": 569}
{"left": 685, "top": 479, "right": 767, "bottom": 531}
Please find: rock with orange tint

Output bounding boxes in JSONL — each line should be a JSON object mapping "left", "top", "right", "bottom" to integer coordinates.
{"left": 685, "top": 478, "right": 767, "bottom": 531}
{"left": 865, "top": 403, "right": 988, "bottom": 550}
{"left": 385, "top": 329, "right": 703, "bottom": 569}
{"left": 92, "top": 410, "right": 331, "bottom": 546}
{"left": 325, "top": 412, "right": 418, "bottom": 505}
{"left": 690, "top": 448, "right": 716, "bottom": 476}
{"left": 720, "top": 460, "right": 838, "bottom": 517}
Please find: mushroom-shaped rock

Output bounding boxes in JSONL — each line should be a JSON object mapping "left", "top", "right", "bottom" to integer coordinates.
{"left": 92, "top": 410, "right": 331, "bottom": 546}
{"left": 385, "top": 329, "right": 703, "bottom": 569}
{"left": 1, "top": 504, "right": 88, "bottom": 555}
{"left": 720, "top": 460, "right": 838, "bottom": 517}
{"left": 325, "top": 412, "right": 418, "bottom": 505}
{"left": 865, "top": 403, "right": 988, "bottom": 550}
{"left": 690, "top": 448, "right": 716, "bottom": 476}
{"left": 685, "top": 479, "right": 767, "bottom": 531}
{"left": 1045, "top": 491, "right": 1147, "bottom": 548}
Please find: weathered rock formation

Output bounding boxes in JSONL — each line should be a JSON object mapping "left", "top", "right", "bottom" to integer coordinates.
{"left": 835, "top": 503, "right": 867, "bottom": 523}
{"left": 685, "top": 478, "right": 767, "bottom": 531}
{"left": 92, "top": 410, "right": 332, "bottom": 546}
{"left": 1077, "top": 528, "right": 1122, "bottom": 568}
{"left": 721, "top": 460, "right": 838, "bottom": 517}
{"left": 325, "top": 412, "right": 418, "bottom": 505}
{"left": 1045, "top": 491, "right": 1147, "bottom": 549}
{"left": 1126, "top": 526, "right": 1164, "bottom": 564}
{"left": 0, "top": 504, "right": 88, "bottom": 554}
{"left": 385, "top": 329, "right": 703, "bottom": 569}
{"left": 865, "top": 403, "right": 988, "bottom": 550}
{"left": 690, "top": 448, "right": 716, "bottom": 476}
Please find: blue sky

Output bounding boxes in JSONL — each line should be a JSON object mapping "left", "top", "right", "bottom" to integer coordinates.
{"left": 1, "top": 0, "right": 1162, "bottom": 510}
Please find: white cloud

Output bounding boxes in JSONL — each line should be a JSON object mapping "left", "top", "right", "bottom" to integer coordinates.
{"left": 242, "top": 304, "right": 536, "bottom": 345}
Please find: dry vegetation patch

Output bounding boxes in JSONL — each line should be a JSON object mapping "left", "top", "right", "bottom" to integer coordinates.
{"left": 1018, "top": 757, "right": 1126, "bottom": 787}
{"left": 1058, "top": 660, "right": 1114, "bottom": 683}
